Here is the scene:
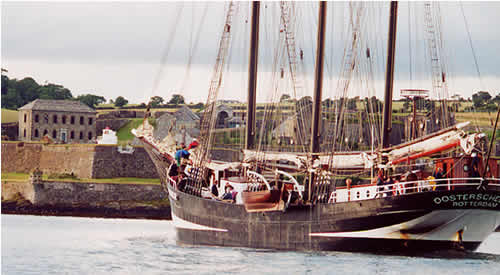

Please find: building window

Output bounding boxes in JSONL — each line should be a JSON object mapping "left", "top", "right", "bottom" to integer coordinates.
{"left": 23, "top": 129, "right": 26, "bottom": 137}
{"left": 88, "top": 117, "right": 93, "bottom": 125}
{"left": 79, "top": 131, "right": 83, "bottom": 140}
{"left": 52, "top": 130, "right": 57, "bottom": 139}
{"left": 35, "top": 114, "right": 39, "bottom": 123}
{"left": 62, "top": 116, "right": 67, "bottom": 124}
{"left": 70, "top": 116, "right": 75, "bottom": 124}
{"left": 53, "top": 115, "right": 58, "bottom": 124}
{"left": 24, "top": 114, "right": 27, "bottom": 123}
{"left": 70, "top": 131, "right": 75, "bottom": 139}
{"left": 34, "top": 129, "right": 39, "bottom": 138}
{"left": 43, "top": 129, "right": 48, "bottom": 136}
{"left": 80, "top": 116, "right": 84, "bottom": 125}
{"left": 88, "top": 131, "right": 93, "bottom": 140}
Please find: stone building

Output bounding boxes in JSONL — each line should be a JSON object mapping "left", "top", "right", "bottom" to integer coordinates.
{"left": 18, "top": 99, "right": 97, "bottom": 143}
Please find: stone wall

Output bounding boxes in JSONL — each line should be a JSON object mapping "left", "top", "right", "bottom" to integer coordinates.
{"left": 92, "top": 146, "right": 158, "bottom": 178}
{"left": 1, "top": 142, "right": 158, "bottom": 179}
{"left": 39, "top": 144, "right": 96, "bottom": 178}
{"left": 1, "top": 142, "right": 43, "bottom": 173}
{"left": 97, "top": 110, "right": 145, "bottom": 119}
{"left": 1, "top": 180, "right": 35, "bottom": 202}
{"left": 32, "top": 181, "right": 165, "bottom": 206}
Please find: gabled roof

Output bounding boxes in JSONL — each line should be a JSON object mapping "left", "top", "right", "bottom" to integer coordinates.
{"left": 173, "top": 106, "right": 200, "bottom": 122}
{"left": 18, "top": 99, "right": 96, "bottom": 113}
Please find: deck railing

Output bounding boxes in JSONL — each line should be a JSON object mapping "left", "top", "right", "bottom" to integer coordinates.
{"left": 330, "top": 178, "right": 500, "bottom": 203}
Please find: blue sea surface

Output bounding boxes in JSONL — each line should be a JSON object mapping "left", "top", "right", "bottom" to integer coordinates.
{"left": 2, "top": 214, "right": 500, "bottom": 274}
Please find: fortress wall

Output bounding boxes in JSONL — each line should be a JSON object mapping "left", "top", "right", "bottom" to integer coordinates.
{"left": 92, "top": 146, "right": 158, "bottom": 178}
{"left": 1, "top": 142, "right": 43, "bottom": 173}
{"left": 1, "top": 180, "right": 35, "bottom": 203}
{"left": 32, "top": 181, "right": 164, "bottom": 206}
{"left": 2, "top": 142, "right": 158, "bottom": 179}
{"left": 39, "top": 144, "right": 95, "bottom": 178}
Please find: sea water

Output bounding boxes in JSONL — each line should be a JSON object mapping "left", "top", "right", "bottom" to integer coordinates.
{"left": 2, "top": 214, "right": 500, "bottom": 275}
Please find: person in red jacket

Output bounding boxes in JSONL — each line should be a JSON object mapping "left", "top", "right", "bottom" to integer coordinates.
{"left": 187, "top": 138, "right": 199, "bottom": 150}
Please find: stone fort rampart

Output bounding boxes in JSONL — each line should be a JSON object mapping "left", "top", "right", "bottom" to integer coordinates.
{"left": 1, "top": 142, "right": 158, "bottom": 179}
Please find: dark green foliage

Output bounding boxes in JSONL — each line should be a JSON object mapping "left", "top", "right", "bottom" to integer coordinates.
{"left": 150, "top": 96, "right": 164, "bottom": 107}
{"left": 114, "top": 96, "right": 129, "bottom": 108}
{"left": 76, "top": 94, "right": 105, "bottom": 109}
{"left": 346, "top": 98, "right": 357, "bottom": 110}
{"left": 280, "top": 94, "right": 291, "bottom": 102}
{"left": 191, "top": 102, "right": 204, "bottom": 109}
{"left": 364, "top": 96, "right": 383, "bottom": 113}
{"left": 1, "top": 74, "right": 75, "bottom": 109}
{"left": 168, "top": 94, "right": 185, "bottom": 105}
{"left": 472, "top": 91, "right": 492, "bottom": 108}
{"left": 469, "top": 91, "right": 500, "bottom": 112}
{"left": 38, "top": 83, "right": 73, "bottom": 100}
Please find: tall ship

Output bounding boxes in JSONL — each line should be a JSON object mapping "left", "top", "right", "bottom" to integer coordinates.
{"left": 133, "top": 2, "right": 500, "bottom": 252}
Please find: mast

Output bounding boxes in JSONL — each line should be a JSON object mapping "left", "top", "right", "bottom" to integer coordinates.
{"left": 308, "top": 1, "right": 327, "bottom": 202}
{"left": 310, "top": 1, "right": 327, "bottom": 154}
{"left": 381, "top": 1, "right": 398, "bottom": 149}
{"left": 245, "top": 1, "right": 260, "bottom": 150}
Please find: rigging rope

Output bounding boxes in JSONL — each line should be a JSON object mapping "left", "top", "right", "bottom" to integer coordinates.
{"left": 459, "top": 2, "right": 485, "bottom": 91}
{"left": 150, "top": 3, "right": 185, "bottom": 98}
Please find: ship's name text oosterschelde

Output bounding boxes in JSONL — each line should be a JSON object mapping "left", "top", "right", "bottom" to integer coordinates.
{"left": 433, "top": 193, "right": 500, "bottom": 208}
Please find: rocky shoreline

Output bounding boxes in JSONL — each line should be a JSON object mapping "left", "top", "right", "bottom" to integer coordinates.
{"left": 1, "top": 197, "right": 172, "bottom": 220}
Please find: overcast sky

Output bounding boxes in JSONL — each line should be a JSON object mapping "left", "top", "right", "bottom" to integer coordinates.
{"left": 2, "top": 1, "right": 500, "bottom": 104}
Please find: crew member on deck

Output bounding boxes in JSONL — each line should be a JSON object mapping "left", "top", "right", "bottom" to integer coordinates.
{"left": 187, "top": 138, "right": 199, "bottom": 150}
{"left": 222, "top": 184, "right": 235, "bottom": 201}
{"left": 376, "top": 169, "right": 386, "bottom": 198}
{"left": 175, "top": 145, "right": 190, "bottom": 166}
{"left": 211, "top": 181, "right": 219, "bottom": 198}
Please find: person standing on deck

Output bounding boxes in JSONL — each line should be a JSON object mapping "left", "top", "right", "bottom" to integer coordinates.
{"left": 175, "top": 145, "right": 190, "bottom": 166}
{"left": 187, "top": 138, "right": 199, "bottom": 150}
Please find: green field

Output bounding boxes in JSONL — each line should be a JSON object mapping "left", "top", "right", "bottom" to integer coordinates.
{"left": 116, "top": 118, "right": 144, "bottom": 143}
{"left": 1, "top": 109, "right": 18, "bottom": 123}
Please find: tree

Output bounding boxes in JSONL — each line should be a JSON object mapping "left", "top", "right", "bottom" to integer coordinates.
{"left": 192, "top": 102, "right": 204, "bottom": 109}
{"left": 168, "top": 94, "right": 185, "bottom": 105}
{"left": 114, "top": 96, "right": 128, "bottom": 108}
{"left": 472, "top": 91, "right": 492, "bottom": 108}
{"left": 150, "top": 96, "right": 164, "bottom": 107}
{"left": 16, "top": 77, "right": 40, "bottom": 103}
{"left": 38, "top": 83, "right": 73, "bottom": 100}
{"left": 76, "top": 94, "right": 106, "bottom": 108}
{"left": 280, "top": 94, "right": 291, "bottom": 102}
{"left": 297, "top": 96, "right": 312, "bottom": 106}
{"left": 346, "top": 98, "right": 357, "bottom": 110}
{"left": 323, "top": 98, "right": 334, "bottom": 108}
{"left": 364, "top": 96, "right": 382, "bottom": 113}
{"left": 491, "top": 93, "right": 500, "bottom": 104}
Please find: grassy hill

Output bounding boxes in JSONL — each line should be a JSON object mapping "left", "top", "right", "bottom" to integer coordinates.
{"left": 115, "top": 118, "right": 156, "bottom": 144}
{"left": 1, "top": 109, "right": 18, "bottom": 123}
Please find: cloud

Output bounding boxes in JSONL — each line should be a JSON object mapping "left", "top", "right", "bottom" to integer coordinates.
{"left": 2, "top": 1, "right": 499, "bottom": 104}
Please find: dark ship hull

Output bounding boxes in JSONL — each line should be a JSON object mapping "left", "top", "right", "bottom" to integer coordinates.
{"left": 169, "top": 185, "right": 499, "bottom": 252}
{"left": 141, "top": 139, "right": 500, "bottom": 253}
